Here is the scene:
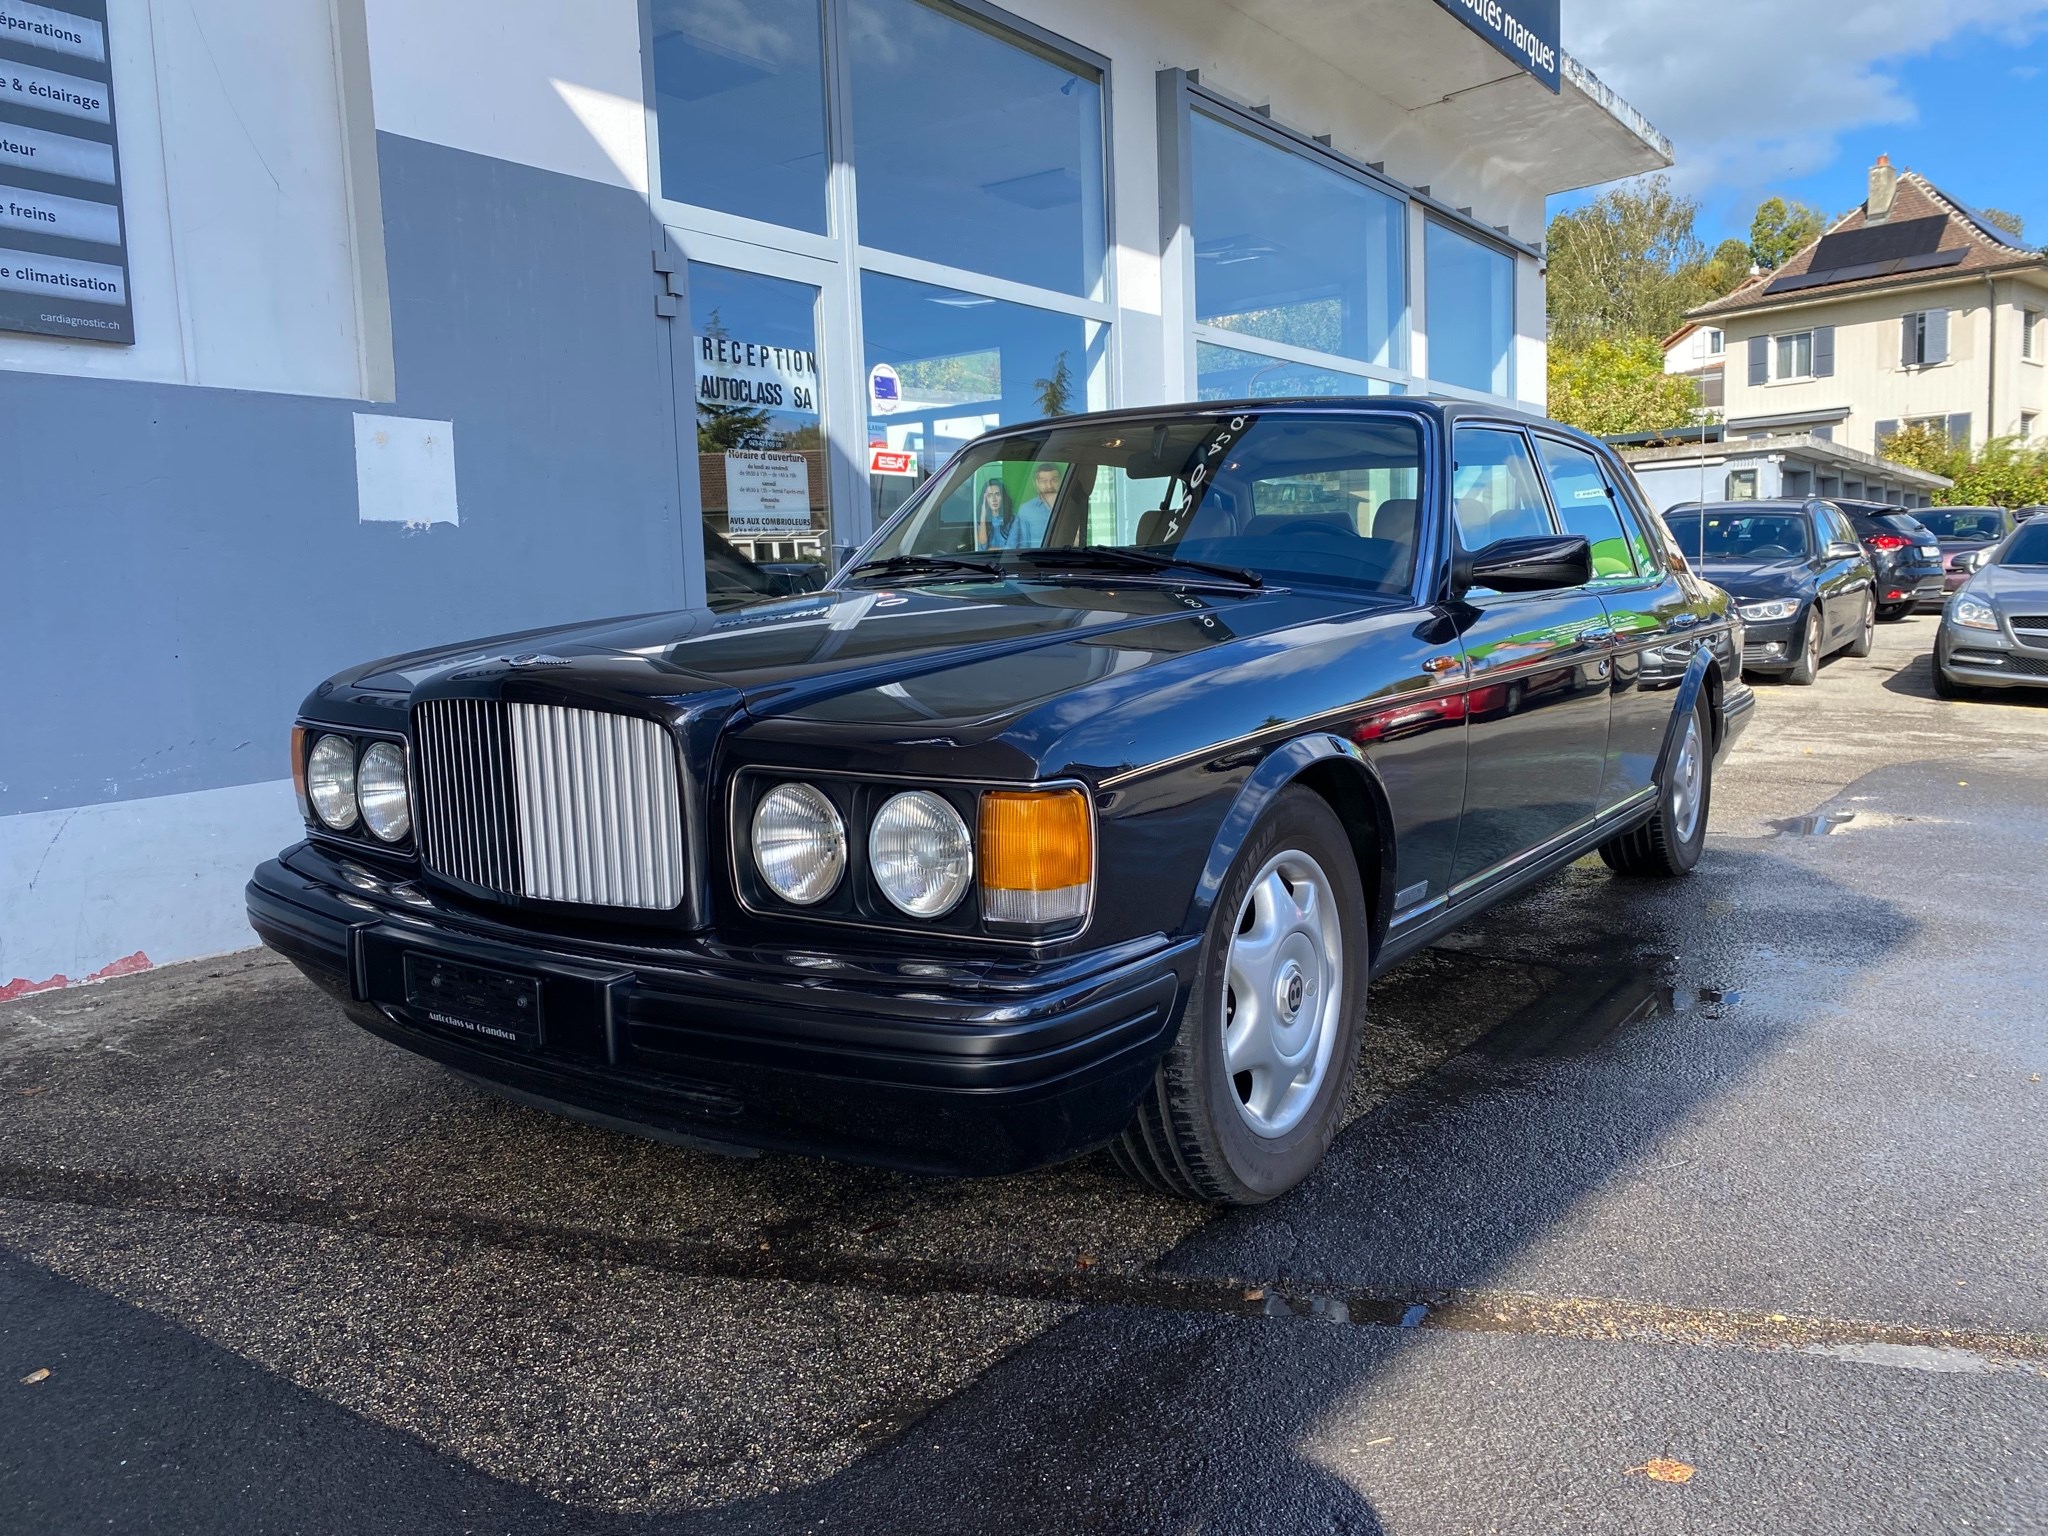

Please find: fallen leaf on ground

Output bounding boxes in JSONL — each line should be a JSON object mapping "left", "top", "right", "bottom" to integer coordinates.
{"left": 1628, "top": 1458, "right": 1695, "bottom": 1484}
{"left": 1243, "top": 1287, "right": 1265, "bottom": 1302}
{"left": 1075, "top": 1253, "right": 1096, "bottom": 1271}
{"left": 20, "top": 1369, "right": 50, "bottom": 1385}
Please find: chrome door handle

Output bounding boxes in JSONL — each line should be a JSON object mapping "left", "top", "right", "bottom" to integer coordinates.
{"left": 1667, "top": 613, "right": 1701, "bottom": 630}
{"left": 1579, "top": 627, "right": 1616, "bottom": 643}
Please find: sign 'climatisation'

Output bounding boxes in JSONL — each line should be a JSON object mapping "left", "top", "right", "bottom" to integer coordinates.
{"left": 1430, "top": 0, "right": 1559, "bottom": 94}
{"left": 0, "top": 0, "right": 131, "bottom": 343}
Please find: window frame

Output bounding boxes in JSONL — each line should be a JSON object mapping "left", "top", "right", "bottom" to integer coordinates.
{"left": 1771, "top": 329, "right": 1815, "bottom": 383}
{"left": 2023, "top": 307, "right": 2042, "bottom": 364}
{"left": 639, "top": 0, "right": 1120, "bottom": 563}
{"left": 1448, "top": 421, "right": 1562, "bottom": 567}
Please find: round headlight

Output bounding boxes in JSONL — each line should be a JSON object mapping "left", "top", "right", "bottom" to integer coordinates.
{"left": 357, "top": 740, "right": 412, "bottom": 843}
{"left": 307, "top": 734, "right": 359, "bottom": 830}
{"left": 869, "top": 791, "right": 972, "bottom": 918}
{"left": 752, "top": 783, "right": 846, "bottom": 905}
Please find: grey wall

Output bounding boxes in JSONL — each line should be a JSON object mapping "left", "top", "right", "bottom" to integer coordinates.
{"left": 2, "top": 134, "right": 689, "bottom": 816}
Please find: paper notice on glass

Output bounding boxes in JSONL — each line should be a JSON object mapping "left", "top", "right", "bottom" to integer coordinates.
{"left": 725, "top": 450, "right": 811, "bottom": 535}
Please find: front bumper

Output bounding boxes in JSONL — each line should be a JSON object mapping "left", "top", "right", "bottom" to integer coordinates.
{"left": 1936, "top": 627, "right": 2048, "bottom": 691}
{"left": 1739, "top": 615, "right": 1801, "bottom": 674}
{"left": 248, "top": 845, "right": 1194, "bottom": 1176}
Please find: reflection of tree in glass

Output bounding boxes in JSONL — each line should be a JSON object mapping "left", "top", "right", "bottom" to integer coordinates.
{"left": 1205, "top": 299, "right": 1343, "bottom": 356}
{"left": 1035, "top": 350, "right": 1073, "bottom": 417}
{"left": 895, "top": 349, "right": 1001, "bottom": 406}
{"left": 696, "top": 305, "right": 773, "bottom": 452}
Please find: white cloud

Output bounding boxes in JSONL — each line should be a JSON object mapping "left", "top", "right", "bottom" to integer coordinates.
{"left": 1567, "top": 0, "right": 2048, "bottom": 206}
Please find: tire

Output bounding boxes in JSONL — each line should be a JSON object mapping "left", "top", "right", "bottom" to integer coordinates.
{"left": 1845, "top": 589, "right": 1875, "bottom": 657}
{"left": 1599, "top": 692, "right": 1711, "bottom": 878}
{"left": 1786, "top": 608, "right": 1822, "bottom": 685}
{"left": 1932, "top": 650, "right": 1976, "bottom": 700}
{"left": 1877, "top": 602, "right": 1911, "bottom": 622}
{"left": 1112, "top": 786, "right": 1369, "bottom": 1205}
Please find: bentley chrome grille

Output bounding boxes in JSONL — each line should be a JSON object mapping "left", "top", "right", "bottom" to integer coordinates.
{"left": 412, "top": 700, "right": 685, "bottom": 910}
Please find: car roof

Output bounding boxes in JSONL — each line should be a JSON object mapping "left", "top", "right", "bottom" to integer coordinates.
{"left": 986, "top": 395, "right": 1602, "bottom": 450}
{"left": 1663, "top": 500, "right": 1818, "bottom": 514}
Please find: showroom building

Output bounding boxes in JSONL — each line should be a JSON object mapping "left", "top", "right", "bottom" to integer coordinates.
{"left": 0, "top": 0, "right": 1668, "bottom": 991}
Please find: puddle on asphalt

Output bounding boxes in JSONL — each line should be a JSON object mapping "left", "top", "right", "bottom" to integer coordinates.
{"left": 1772, "top": 809, "right": 1858, "bottom": 836}
{"left": 1472, "top": 973, "right": 1741, "bottom": 1064}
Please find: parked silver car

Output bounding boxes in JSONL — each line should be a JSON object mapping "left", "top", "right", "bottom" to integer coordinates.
{"left": 1934, "top": 517, "right": 2048, "bottom": 697}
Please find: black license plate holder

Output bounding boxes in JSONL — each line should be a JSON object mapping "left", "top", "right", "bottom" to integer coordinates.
{"left": 401, "top": 953, "right": 543, "bottom": 1049}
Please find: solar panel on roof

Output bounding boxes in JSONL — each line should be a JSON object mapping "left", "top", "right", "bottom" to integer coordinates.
{"left": 1763, "top": 246, "right": 1966, "bottom": 294}
{"left": 1809, "top": 215, "right": 1949, "bottom": 268}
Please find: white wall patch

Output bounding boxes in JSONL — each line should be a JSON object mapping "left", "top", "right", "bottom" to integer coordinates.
{"left": 354, "top": 413, "right": 458, "bottom": 526}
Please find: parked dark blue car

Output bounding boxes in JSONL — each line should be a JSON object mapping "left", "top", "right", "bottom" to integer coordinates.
{"left": 1662, "top": 500, "right": 1878, "bottom": 684}
{"left": 249, "top": 399, "right": 1753, "bottom": 1204}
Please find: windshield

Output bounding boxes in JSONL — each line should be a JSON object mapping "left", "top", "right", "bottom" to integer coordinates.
{"left": 1918, "top": 508, "right": 2011, "bottom": 541}
{"left": 1661, "top": 509, "right": 1811, "bottom": 561}
{"left": 852, "top": 412, "right": 1426, "bottom": 595}
{"left": 1995, "top": 521, "right": 2048, "bottom": 567}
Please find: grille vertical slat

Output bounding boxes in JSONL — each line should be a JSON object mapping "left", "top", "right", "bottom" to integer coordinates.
{"left": 414, "top": 699, "right": 683, "bottom": 911}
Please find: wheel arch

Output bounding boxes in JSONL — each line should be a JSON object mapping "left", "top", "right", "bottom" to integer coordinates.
{"left": 1182, "top": 735, "right": 1396, "bottom": 961}
{"left": 1659, "top": 646, "right": 1720, "bottom": 778}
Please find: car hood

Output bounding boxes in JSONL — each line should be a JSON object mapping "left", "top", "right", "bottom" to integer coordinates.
{"left": 1692, "top": 557, "right": 1812, "bottom": 601}
{"left": 1969, "top": 565, "right": 2048, "bottom": 607}
{"left": 321, "top": 580, "right": 1366, "bottom": 723}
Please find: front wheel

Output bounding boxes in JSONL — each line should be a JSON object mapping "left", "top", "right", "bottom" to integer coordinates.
{"left": 1845, "top": 590, "right": 1876, "bottom": 657}
{"left": 1110, "top": 787, "right": 1368, "bottom": 1205}
{"left": 1786, "top": 608, "right": 1823, "bottom": 685}
{"left": 1599, "top": 693, "right": 1711, "bottom": 878}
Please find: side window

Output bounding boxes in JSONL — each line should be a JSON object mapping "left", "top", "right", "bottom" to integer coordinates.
{"left": 1822, "top": 506, "right": 1857, "bottom": 551}
{"left": 1535, "top": 437, "right": 1637, "bottom": 580}
{"left": 1451, "top": 428, "right": 1555, "bottom": 551}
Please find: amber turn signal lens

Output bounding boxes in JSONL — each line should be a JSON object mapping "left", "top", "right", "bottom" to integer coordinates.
{"left": 290, "top": 725, "right": 311, "bottom": 822}
{"left": 979, "top": 789, "right": 1092, "bottom": 926}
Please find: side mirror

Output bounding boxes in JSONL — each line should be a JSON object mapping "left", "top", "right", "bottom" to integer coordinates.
{"left": 1954, "top": 549, "right": 1985, "bottom": 574}
{"left": 1827, "top": 542, "right": 1863, "bottom": 561}
{"left": 1453, "top": 534, "right": 1593, "bottom": 596}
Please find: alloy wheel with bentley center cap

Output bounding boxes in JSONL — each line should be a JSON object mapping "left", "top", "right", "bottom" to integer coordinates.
{"left": 1223, "top": 849, "right": 1344, "bottom": 1138}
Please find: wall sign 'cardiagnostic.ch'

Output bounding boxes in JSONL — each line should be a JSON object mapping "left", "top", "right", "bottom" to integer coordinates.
{"left": 0, "top": 0, "right": 132, "bottom": 343}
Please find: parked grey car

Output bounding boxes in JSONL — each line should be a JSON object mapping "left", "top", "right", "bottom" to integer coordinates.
{"left": 1934, "top": 517, "right": 2048, "bottom": 697}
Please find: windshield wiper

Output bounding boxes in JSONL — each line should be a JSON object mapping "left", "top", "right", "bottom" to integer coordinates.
{"left": 1010, "top": 546, "right": 1264, "bottom": 589}
{"left": 845, "top": 553, "right": 1004, "bottom": 584}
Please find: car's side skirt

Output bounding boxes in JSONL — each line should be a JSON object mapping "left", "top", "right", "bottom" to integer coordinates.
{"left": 1373, "top": 787, "right": 1659, "bottom": 976}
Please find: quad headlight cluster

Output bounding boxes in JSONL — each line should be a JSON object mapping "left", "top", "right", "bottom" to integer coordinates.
{"left": 294, "top": 728, "right": 412, "bottom": 844}
{"left": 746, "top": 779, "right": 1092, "bottom": 929}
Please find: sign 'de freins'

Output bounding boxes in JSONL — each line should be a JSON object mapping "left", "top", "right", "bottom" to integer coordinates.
{"left": 0, "top": 0, "right": 133, "bottom": 343}
{"left": 1431, "top": 0, "right": 1560, "bottom": 94}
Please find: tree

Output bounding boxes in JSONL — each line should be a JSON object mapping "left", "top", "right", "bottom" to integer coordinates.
{"left": 1702, "top": 237, "right": 1754, "bottom": 298}
{"left": 1879, "top": 423, "right": 2048, "bottom": 507}
{"left": 1981, "top": 207, "right": 2026, "bottom": 241}
{"left": 1545, "top": 176, "right": 1719, "bottom": 348}
{"left": 1748, "top": 197, "right": 1826, "bottom": 270}
{"left": 1033, "top": 350, "right": 1074, "bottom": 417}
{"left": 1547, "top": 336, "right": 1707, "bottom": 438}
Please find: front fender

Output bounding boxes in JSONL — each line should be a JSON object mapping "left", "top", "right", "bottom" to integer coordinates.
{"left": 1180, "top": 734, "right": 1397, "bottom": 956}
{"left": 1656, "top": 644, "right": 1718, "bottom": 782}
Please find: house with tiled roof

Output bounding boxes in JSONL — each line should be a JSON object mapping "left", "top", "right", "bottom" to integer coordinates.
{"left": 1683, "top": 156, "right": 2048, "bottom": 464}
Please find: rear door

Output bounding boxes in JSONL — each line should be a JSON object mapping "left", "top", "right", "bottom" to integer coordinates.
{"left": 1446, "top": 425, "right": 1613, "bottom": 889}
{"left": 1814, "top": 503, "right": 1866, "bottom": 644}
{"left": 1532, "top": 433, "right": 1697, "bottom": 810}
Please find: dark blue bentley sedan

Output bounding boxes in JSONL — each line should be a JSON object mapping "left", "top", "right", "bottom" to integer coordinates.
{"left": 248, "top": 399, "right": 1753, "bottom": 1204}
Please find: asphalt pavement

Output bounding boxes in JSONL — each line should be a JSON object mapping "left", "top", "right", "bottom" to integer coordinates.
{"left": 4, "top": 612, "right": 2045, "bottom": 1534}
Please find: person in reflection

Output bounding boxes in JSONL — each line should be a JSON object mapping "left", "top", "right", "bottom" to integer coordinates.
{"left": 987, "top": 463, "right": 1059, "bottom": 550}
{"left": 976, "top": 479, "right": 1018, "bottom": 550}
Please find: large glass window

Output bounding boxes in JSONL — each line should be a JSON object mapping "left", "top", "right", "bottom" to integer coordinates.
{"left": 849, "top": 0, "right": 1105, "bottom": 297}
{"left": 1191, "top": 112, "right": 1406, "bottom": 372}
{"left": 1426, "top": 222, "right": 1514, "bottom": 396}
{"left": 861, "top": 270, "right": 1099, "bottom": 523}
{"left": 688, "top": 264, "right": 832, "bottom": 598}
{"left": 651, "top": 0, "right": 830, "bottom": 233}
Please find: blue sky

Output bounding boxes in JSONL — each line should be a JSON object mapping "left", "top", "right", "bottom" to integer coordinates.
{"left": 1557, "top": 1, "right": 2048, "bottom": 249}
